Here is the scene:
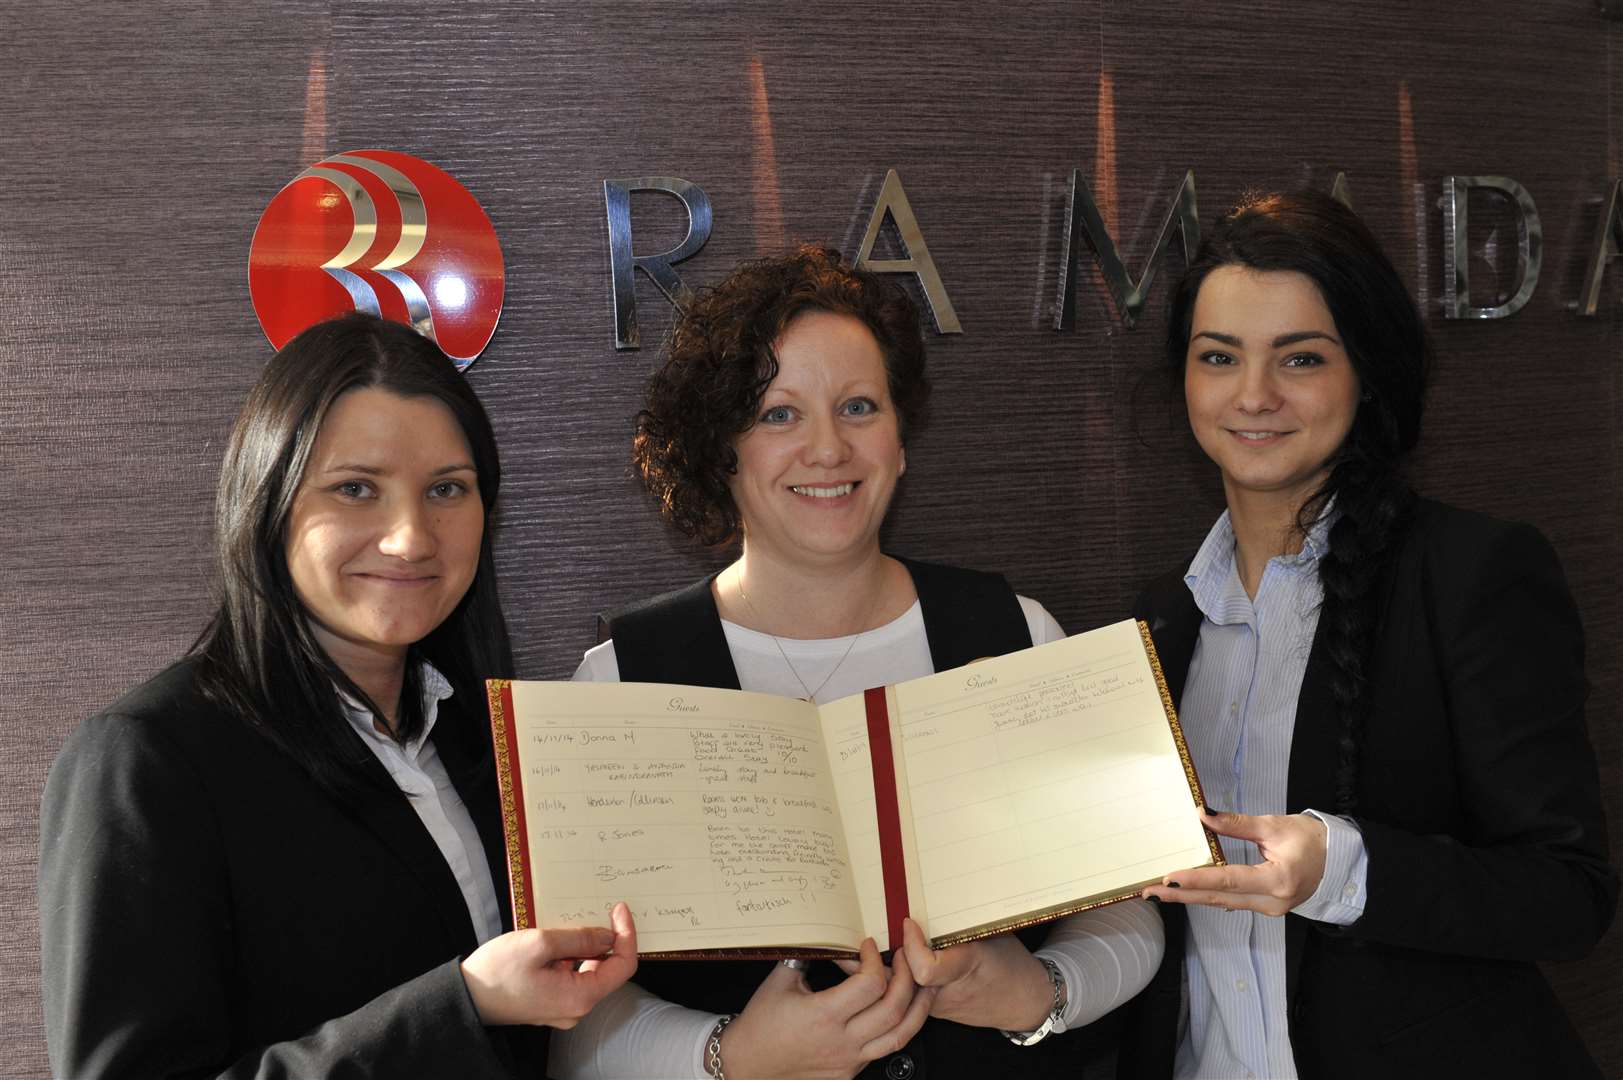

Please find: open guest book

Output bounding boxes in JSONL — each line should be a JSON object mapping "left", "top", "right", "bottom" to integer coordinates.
{"left": 487, "top": 618, "right": 1221, "bottom": 958}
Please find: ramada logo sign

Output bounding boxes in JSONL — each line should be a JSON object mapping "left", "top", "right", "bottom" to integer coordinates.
{"left": 248, "top": 150, "right": 504, "bottom": 369}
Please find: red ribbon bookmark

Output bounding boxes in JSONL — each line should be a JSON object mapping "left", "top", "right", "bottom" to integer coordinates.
{"left": 863, "top": 686, "right": 909, "bottom": 949}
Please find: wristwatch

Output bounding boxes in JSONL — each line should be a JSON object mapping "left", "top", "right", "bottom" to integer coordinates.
{"left": 1002, "top": 956, "right": 1069, "bottom": 1046}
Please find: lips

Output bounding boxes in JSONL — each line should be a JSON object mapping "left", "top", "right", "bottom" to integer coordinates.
{"left": 1228, "top": 429, "right": 1292, "bottom": 443}
{"left": 352, "top": 571, "right": 440, "bottom": 586}
{"left": 789, "top": 482, "right": 856, "bottom": 498}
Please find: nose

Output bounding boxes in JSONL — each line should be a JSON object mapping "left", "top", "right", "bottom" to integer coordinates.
{"left": 378, "top": 499, "right": 437, "bottom": 561}
{"left": 802, "top": 412, "right": 852, "bottom": 467}
{"left": 1233, "top": 360, "right": 1282, "bottom": 415}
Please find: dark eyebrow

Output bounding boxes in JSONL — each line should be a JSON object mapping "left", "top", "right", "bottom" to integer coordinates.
{"left": 319, "top": 463, "right": 476, "bottom": 476}
{"left": 1272, "top": 330, "right": 1340, "bottom": 348}
{"left": 1189, "top": 330, "right": 1340, "bottom": 349}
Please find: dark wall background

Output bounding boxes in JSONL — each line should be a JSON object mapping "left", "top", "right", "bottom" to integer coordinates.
{"left": 3, "top": 2, "right": 1618, "bottom": 1075}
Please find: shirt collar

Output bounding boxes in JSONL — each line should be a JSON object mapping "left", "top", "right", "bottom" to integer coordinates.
{"left": 1184, "top": 503, "right": 1336, "bottom": 622}
{"left": 339, "top": 661, "right": 455, "bottom": 757}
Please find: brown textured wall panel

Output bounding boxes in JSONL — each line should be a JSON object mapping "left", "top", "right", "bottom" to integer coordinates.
{"left": 3, "top": 2, "right": 1618, "bottom": 1075}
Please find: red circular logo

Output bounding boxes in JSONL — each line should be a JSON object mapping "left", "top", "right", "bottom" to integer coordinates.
{"left": 248, "top": 150, "right": 504, "bottom": 369}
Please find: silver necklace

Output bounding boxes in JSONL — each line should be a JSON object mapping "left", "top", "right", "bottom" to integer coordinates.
{"left": 736, "top": 578, "right": 882, "bottom": 703}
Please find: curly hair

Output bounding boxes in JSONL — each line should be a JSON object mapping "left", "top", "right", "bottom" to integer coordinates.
{"left": 633, "top": 245, "right": 930, "bottom": 546}
{"left": 1165, "top": 190, "right": 1431, "bottom": 814}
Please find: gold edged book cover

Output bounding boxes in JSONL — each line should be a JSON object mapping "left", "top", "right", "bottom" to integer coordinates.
{"left": 488, "top": 618, "right": 1222, "bottom": 959}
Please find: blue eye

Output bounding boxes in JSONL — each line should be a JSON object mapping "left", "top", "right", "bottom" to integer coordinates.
{"left": 841, "top": 398, "right": 878, "bottom": 417}
{"left": 760, "top": 405, "right": 793, "bottom": 424}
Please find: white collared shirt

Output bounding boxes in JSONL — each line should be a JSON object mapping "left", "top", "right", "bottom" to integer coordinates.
{"left": 341, "top": 664, "right": 505, "bottom": 946}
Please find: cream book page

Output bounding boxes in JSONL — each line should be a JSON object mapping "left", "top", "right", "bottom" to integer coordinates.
{"left": 504, "top": 681, "right": 866, "bottom": 954}
{"left": 893, "top": 618, "right": 1215, "bottom": 942}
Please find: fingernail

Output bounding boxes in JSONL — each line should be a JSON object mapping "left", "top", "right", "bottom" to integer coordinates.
{"left": 1203, "top": 806, "right": 1222, "bottom": 816}
{"left": 1146, "top": 894, "right": 1162, "bottom": 904}
{"left": 1167, "top": 881, "right": 1182, "bottom": 889}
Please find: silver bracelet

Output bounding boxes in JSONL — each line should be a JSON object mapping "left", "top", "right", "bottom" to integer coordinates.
{"left": 704, "top": 1013, "right": 736, "bottom": 1079}
{"left": 1002, "top": 956, "right": 1068, "bottom": 1047}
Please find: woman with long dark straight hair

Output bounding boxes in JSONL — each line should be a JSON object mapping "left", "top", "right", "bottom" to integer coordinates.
{"left": 41, "top": 313, "right": 636, "bottom": 1078}
{"left": 1128, "top": 191, "right": 1617, "bottom": 1078}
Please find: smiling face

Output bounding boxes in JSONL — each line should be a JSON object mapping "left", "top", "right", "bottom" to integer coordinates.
{"left": 1183, "top": 266, "right": 1361, "bottom": 514}
{"left": 283, "top": 387, "right": 484, "bottom": 675}
{"left": 728, "top": 309, "right": 906, "bottom": 569}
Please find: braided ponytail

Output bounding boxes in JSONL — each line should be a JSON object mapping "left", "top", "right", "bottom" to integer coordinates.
{"left": 1303, "top": 458, "right": 1414, "bottom": 812}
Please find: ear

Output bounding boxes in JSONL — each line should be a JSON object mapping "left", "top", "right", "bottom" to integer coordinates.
{"left": 898, "top": 445, "right": 907, "bottom": 477}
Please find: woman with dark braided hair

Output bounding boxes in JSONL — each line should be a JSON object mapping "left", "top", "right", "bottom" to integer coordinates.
{"left": 1129, "top": 190, "right": 1617, "bottom": 1079}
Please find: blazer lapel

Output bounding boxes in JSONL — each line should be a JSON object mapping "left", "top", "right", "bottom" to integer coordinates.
{"left": 1282, "top": 615, "right": 1339, "bottom": 1006}
{"left": 1285, "top": 615, "right": 1340, "bottom": 817}
{"left": 343, "top": 725, "right": 480, "bottom": 951}
{"left": 1138, "top": 571, "right": 1203, "bottom": 706}
{"left": 435, "top": 708, "right": 517, "bottom": 932}
{"left": 1281, "top": 535, "right": 1414, "bottom": 1005}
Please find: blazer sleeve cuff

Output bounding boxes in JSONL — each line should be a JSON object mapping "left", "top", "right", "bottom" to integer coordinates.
{"left": 264, "top": 957, "right": 513, "bottom": 1077}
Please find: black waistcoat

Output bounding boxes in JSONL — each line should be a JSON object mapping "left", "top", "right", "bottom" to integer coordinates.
{"left": 608, "top": 557, "right": 1123, "bottom": 1080}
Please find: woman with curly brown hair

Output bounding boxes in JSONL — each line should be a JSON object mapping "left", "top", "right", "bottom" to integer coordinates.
{"left": 549, "top": 247, "right": 1164, "bottom": 1080}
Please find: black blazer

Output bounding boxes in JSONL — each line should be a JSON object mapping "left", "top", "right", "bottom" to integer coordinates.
{"left": 39, "top": 658, "right": 544, "bottom": 1079}
{"left": 1122, "top": 499, "right": 1617, "bottom": 1079}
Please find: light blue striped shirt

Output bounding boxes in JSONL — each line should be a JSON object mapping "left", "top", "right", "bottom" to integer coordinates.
{"left": 1175, "top": 510, "right": 1369, "bottom": 1080}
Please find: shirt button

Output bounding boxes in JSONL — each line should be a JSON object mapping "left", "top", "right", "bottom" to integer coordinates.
{"left": 1235, "top": 978, "right": 1249, "bottom": 992}
{"left": 884, "top": 1054, "right": 916, "bottom": 1080}
{"left": 1343, "top": 882, "right": 1358, "bottom": 900}
{"left": 1229, "top": 702, "right": 1239, "bottom": 715}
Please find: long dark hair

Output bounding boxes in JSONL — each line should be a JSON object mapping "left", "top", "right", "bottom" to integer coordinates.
{"left": 193, "top": 313, "right": 512, "bottom": 795}
{"left": 1166, "top": 190, "right": 1430, "bottom": 813}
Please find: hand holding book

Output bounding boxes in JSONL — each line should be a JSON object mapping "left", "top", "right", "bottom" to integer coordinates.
{"left": 1142, "top": 809, "right": 1329, "bottom": 915}
{"left": 720, "top": 940, "right": 935, "bottom": 1079}
{"left": 888, "top": 917, "right": 1056, "bottom": 1031}
{"left": 459, "top": 901, "right": 638, "bottom": 1027}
